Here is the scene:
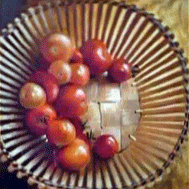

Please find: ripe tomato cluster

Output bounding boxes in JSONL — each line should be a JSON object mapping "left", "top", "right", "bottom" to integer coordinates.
{"left": 19, "top": 33, "right": 130, "bottom": 171}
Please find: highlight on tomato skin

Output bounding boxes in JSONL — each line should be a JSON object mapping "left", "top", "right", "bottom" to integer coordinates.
{"left": 39, "top": 33, "right": 73, "bottom": 63}
{"left": 53, "top": 85, "right": 88, "bottom": 118}
{"left": 19, "top": 82, "right": 46, "bottom": 109}
{"left": 93, "top": 134, "right": 119, "bottom": 159}
{"left": 46, "top": 119, "right": 76, "bottom": 148}
{"left": 108, "top": 58, "right": 131, "bottom": 83}
{"left": 20, "top": 33, "right": 129, "bottom": 173}
{"left": 29, "top": 70, "right": 59, "bottom": 103}
{"left": 80, "top": 39, "right": 112, "bottom": 76}
{"left": 57, "top": 138, "right": 91, "bottom": 171}
{"left": 48, "top": 60, "right": 72, "bottom": 85}
{"left": 25, "top": 104, "right": 57, "bottom": 136}
{"left": 70, "top": 63, "right": 90, "bottom": 86}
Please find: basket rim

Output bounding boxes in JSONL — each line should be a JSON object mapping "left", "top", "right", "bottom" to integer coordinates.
{"left": 0, "top": 0, "right": 188, "bottom": 188}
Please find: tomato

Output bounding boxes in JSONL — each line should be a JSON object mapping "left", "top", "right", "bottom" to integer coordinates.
{"left": 80, "top": 39, "right": 112, "bottom": 76}
{"left": 70, "top": 49, "right": 83, "bottom": 63}
{"left": 29, "top": 70, "right": 59, "bottom": 103}
{"left": 68, "top": 118, "right": 92, "bottom": 149}
{"left": 70, "top": 63, "right": 90, "bottom": 86}
{"left": 48, "top": 60, "right": 72, "bottom": 85}
{"left": 93, "top": 135, "right": 119, "bottom": 159}
{"left": 46, "top": 119, "right": 76, "bottom": 148}
{"left": 57, "top": 138, "right": 91, "bottom": 171}
{"left": 25, "top": 104, "right": 57, "bottom": 136}
{"left": 68, "top": 118, "right": 84, "bottom": 134}
{"left": 108, "top": 58, "right": 131, "bottom": 83}
{"left": 19, "top": 82, "right": 46, "bottom": 109}
{"left": 53, "top": 85, "right": 88, "bottom": 118}
{"left": 39, "top": 33, "right": 73, "bottom": 62}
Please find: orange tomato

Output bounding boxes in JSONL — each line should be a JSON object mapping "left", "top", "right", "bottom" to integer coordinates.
{"left": 48, "top": 60, "right": 72, "bottom": 85}
{"left": 19, "top": 82, "right": 46, "bottom": 109}
{"left": 46, "top": 119, "right": 76, "bottom": 148}
{"left": 70, "top": 63, "right": 90, "bottom": 86}
{"left": 58, "top": 138, "right": 91, "bottom": 171}
{"left": 40, "top": 33, "right": 73, "bottom": 62}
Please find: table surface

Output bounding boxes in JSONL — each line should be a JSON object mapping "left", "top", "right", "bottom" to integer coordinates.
{"left": 0, "top": 0, "right": 188, "bottom": 189}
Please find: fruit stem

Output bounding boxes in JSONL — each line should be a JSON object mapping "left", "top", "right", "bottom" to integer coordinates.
{"left": 40, "top": 115, "right": 50, "bottom": 124}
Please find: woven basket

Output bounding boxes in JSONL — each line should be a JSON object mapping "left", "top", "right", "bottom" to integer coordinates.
{"left": 0, "top": 0, "right": 188, "bottom": 188}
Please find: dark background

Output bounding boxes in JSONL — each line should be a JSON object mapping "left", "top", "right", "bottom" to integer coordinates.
{"left": 1, "top": 1, "right": 34, "bottom": 188}
{"left": 0, "top": 0, "right": 27, "bottom": 29}
{"left": 0, "top": 162, "right": 34, "bottom": 189}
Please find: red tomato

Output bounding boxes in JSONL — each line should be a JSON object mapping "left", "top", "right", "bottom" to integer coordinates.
{"left": 93, "top": 135, "right": 119, "bottom": 159}
{"left": 19, "top": 82, "right": 46, "bottom": 109}
{"left": 80, "top": 39, "right": 112, "bottom": 76}
{"left": 48, "top": 60, "right": 72, "bottom": 85}
{"left": 25, "top": 104, "right": 57, "bottom": 136}
{"left": 70, "top": 49, "right": 83, "bottom": 63}
{"left": 39, "top": 33, "right": 73, "bottom": 62}
{"left": 108, "top": 58, "right": 131, "bottom": 83}
{"left": 68, "top": 118, "right": 92, "bottom": 149}
{"left": 46, "top": 119, "right": 76, "bottom": 148}
{"left": 70, "top": 63, "right": 90, "bottom": 86}
{"left": 58, "top": 138, "right": 91, "bottom": 171}
{"left": 53, "top": 85, "right": 88, "bottom": 118}
{"left": 29, "top": 70, "right": 59, "bottom": 103}
{"left": 68, "top": 117, "right": 84, "bottom": 134}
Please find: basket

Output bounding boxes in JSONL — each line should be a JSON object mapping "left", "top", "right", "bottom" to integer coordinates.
{"left": 0, "top": 0, "right": 188, "bottom": 188}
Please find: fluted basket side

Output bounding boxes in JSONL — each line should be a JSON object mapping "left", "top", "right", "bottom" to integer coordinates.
{"left": 0, "top": 1, "right": 188, "bottom": 189}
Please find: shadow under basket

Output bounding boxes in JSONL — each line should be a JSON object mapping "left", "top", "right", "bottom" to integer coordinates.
{"left": 0, "top": 0, "right": 188, "bottom": 188}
